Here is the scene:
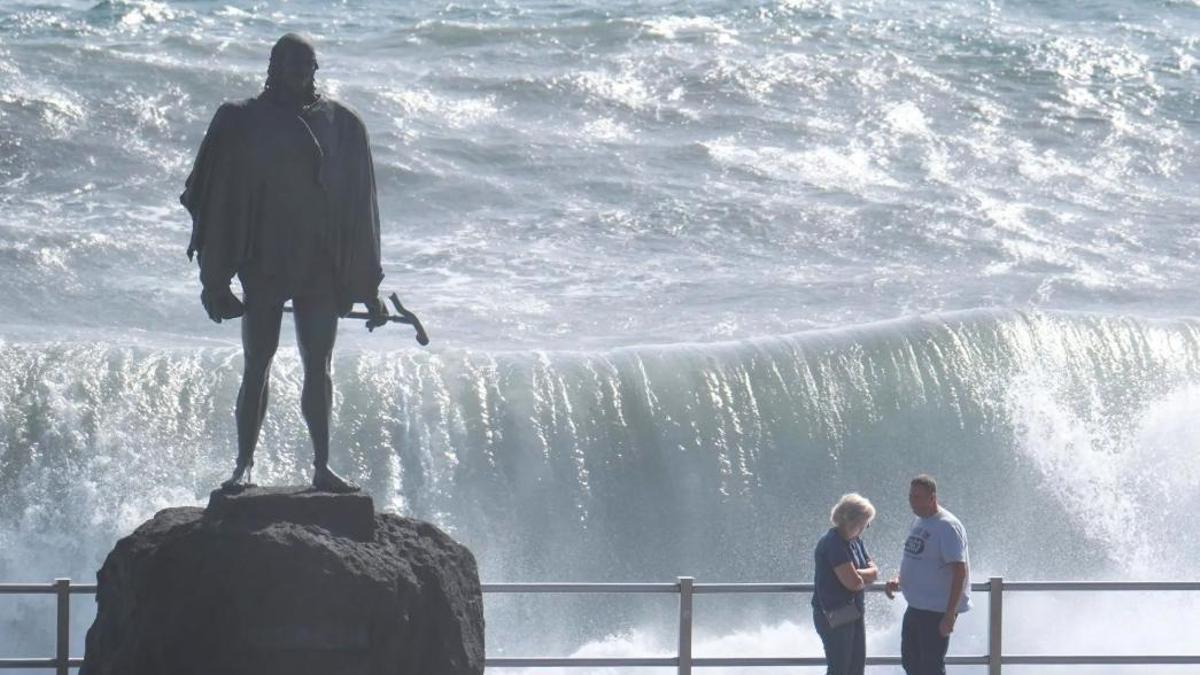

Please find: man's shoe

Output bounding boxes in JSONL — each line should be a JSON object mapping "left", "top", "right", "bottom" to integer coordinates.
{"left": 221, "top": 461, "right": 254, "bottom": 491}
{"left": 312, "top": 465, "right": 360, "bottom": 494}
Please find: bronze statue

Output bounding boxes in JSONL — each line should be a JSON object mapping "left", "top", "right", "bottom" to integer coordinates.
{"left": 182, "top": 33, "right": 388, "bottom": 493}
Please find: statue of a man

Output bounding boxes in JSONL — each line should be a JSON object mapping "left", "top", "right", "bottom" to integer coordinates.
{"left": 181, "top": 33, "right": 388, "bottom": 493}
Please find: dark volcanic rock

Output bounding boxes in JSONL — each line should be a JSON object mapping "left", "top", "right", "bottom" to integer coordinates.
{"left": 80, "top": 487, "right": 484, "bottom": 675}
{"left": 206, "top": 486, "right": 377, "bottom": 541}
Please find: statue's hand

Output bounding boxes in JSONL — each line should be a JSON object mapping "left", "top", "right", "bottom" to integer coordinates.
{"left": 364, "top": 296, "right": 389, "bottom": 332}
{"left": 201, "top": 285, "right": 245, "bottom": 323}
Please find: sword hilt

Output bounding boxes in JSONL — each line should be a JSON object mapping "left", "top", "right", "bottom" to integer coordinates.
{"left": 388, "top": 293, "right": 430, "bottom": 346}
{"left": 281, "top": 294, "right": 430, "bottom": 346}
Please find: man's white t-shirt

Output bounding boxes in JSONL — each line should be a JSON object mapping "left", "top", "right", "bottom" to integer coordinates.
{"left": 899, "top": 507, "right": 972, "bottom": 614}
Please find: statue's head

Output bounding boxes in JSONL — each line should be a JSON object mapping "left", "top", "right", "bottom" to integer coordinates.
{"left": 265, "top": 33, "right": 318, "bottom": 102}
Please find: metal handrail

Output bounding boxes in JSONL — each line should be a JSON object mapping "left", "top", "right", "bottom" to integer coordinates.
{"left": 3, "top": 578, "right": 1199, "bottom": 673}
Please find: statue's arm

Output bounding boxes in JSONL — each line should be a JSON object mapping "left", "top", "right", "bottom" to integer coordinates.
{"left": 336, "top": 107, "right": 385, "bottom": 306}
{"left": 183, "top": 103, "right": 251, "bottom": 291}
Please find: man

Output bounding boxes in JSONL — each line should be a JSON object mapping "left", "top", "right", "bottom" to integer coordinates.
{"left": 884, "top": 475, "right": 971, "bottom": 675}
{"left": 181, "top": 33, "right": 388, "bottom": 493}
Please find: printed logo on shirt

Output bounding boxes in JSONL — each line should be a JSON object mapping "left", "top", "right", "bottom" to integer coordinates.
{"left": 904, "top": 535, "right": 925, "bottom": 556}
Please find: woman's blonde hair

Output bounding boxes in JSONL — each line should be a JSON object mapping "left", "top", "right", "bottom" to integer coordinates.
{"left": 830, "top": 493, "right": 876, "bottom": 530}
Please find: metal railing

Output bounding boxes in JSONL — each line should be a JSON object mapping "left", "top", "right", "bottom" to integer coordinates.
{"left": 0, "top": 580, "right": 89, "bottom": 673}
{"left": 3, "top": 577, "right": 1199, "bottom": 673}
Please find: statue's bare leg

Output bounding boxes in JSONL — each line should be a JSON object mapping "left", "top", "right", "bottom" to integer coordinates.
{"left": 295, "top": 293, "right": 358, "bottom": 493}
{"left": 223, "top": 294, "right": 283, "bottom": 489}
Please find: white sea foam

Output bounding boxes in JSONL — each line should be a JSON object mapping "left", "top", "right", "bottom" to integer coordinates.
{"left": 642, "top": 16, "right": 739, "bottom": 45}
{"left": 379, "top": 87, "right": 501, "bottom": 128}
{"left": 882, "top": 101, "right": 929, "bottom": 137}
{"left": 581, "top": 116, "right": 634, "bottom": 143}
{"left": 703, "top": 138, "right": 902, "bottom": 192}
{"left": 568, "top": 70, "right": 657, "bottom": 111}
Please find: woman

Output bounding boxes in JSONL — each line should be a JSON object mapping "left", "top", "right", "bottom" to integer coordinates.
{"left": 812, "top": 493, "right": 878, "bottom": 675}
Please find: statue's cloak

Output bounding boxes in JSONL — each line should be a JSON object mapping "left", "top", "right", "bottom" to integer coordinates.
{"left": 181, "top": 95, "right": 383, "bottom": 304}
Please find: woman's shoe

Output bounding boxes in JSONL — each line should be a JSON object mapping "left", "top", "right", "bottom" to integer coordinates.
{"left": 221, "top": 461, "right": 254, "bottom": 491}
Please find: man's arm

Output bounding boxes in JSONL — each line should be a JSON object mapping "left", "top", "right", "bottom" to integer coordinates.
{"left": 939, "top": 562, "right": 967, "bottom": 637}
{"left": 884, "top": 575, "right": 900, "bottom": 599}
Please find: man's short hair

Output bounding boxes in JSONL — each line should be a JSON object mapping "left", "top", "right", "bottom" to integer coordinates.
{"left": 911, "top": 474, "right": 937, "bottom": 495}
{"left": 830, "top": 493, "right": 876, "bottom": 529}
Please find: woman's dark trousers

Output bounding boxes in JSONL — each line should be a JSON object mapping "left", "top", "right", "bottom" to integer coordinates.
{"left": 813, "top": 606, "right": 865, "bottom": 675}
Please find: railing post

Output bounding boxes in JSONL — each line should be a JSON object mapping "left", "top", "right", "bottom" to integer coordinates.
{"left": 677, "top": 576, "right": 693, "bottom": 675}
{"left": 55, "top": 578, "right": 70, "bottom": 675}
{"left": 988, "top": 576, "right": 1002, "bottom": 675}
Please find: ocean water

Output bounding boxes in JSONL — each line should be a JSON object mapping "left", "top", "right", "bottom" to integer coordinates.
{"left": 2, "top": 0, "right": 1199, "bottom": 672}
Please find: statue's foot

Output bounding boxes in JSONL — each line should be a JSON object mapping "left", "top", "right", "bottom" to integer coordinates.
{"left": 312, "top": 465, "right": 360, "bottom": 493}
{"left": 220, "top": 461, "right": 255, "bottom": 491}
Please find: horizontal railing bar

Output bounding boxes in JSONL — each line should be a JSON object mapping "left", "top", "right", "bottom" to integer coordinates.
{"left": 0, "top": 585, "right": 54, "bottom": 594}
{"left": 486, "top": 657, "right": 677, "bottom": 667}
{"left": 5, "top": 656, "right": 1197, "bottom": 670}
{"left": 696, "top": 656, "right": 989, "bottom": 666}
{"left": 1004, "top": 655, "right": 1200, "bottom": 665}
{"left": 12, "top": 581, "right": 1190, "bottom": 595}
{"left": 482, "top": 583, "right": 678, "bottom": 593}
{"left": 0, "top": 659, "right": 83, "bottom": 669}
{"left": 0, "top": 584, "right": 97, "bottom": 594}
{"left": 0, "top": 658, "right": 84, "bottom": 667}
{"left": 691, "top": 583, "right": 995, "bottom": 593}
{"left": 1003, "top": 581, "right": 1200, "bottom": 592}
{"left": 4, "top": 578, "right": 1198, "bottom": 672}
{"left": 484, "top": 656, "right": 990, "bottom": 667}
{"left": 480, "top": 580, "right": 1200, "bottom": 594}
{"left": 479, "top": 582, "right": 993, "bottom": 594}
{"left": 694, "top": 583, "right": 812, "bottom": 593}
{"left": 13, "top": 653, "right": 1200, "bottom": 667}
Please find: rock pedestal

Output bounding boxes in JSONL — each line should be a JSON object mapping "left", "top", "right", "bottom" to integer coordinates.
{"left": 80, "top": 487, "right": 484, "bottom": 675}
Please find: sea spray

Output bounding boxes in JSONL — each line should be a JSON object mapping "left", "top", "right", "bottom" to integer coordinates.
{"left": 3, "top": 310, "right": 1200, "bottom": 660}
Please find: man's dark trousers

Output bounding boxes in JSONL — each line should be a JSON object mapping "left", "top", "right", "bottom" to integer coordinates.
{"left": 813, "top": 607, "right": 865, "bottom": 675}
{"left": 901, "top": 607, "right": 949, "bottom": 675}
